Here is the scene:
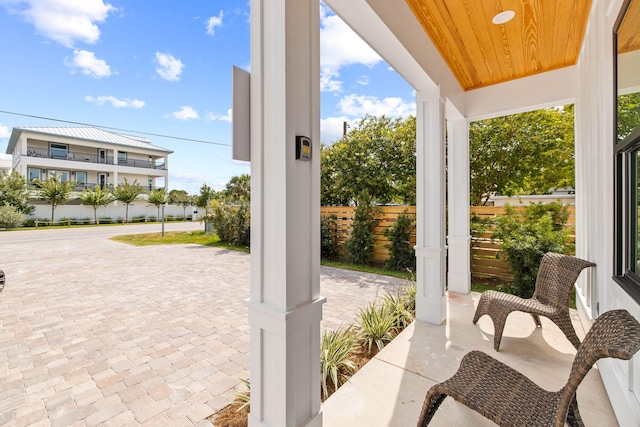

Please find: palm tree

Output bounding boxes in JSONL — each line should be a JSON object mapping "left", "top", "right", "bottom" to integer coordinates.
{"left": 33, "top": 176, "right": 76, "bottom": 223}
{"left": 113, "top": 178, "right": 144, "bottom": 222}
{"left": 78, "top": 186, "right": 115, "bottom": 225}
{"left": 147, "top": 188, "right": 168, "bottom": 219}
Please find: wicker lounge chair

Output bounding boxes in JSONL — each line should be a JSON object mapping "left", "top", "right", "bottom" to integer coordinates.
{"left": 417, "top": 309, "right": 640, "bottom": 427}
{"left": 473, "top": 252, "right": 595, "bottom": 351}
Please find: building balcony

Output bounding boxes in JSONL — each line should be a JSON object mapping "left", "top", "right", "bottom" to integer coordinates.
{"left": 322, "top": 292, "right": 618, "bottom": 426}
{"left": 25, "top": 147, "right": 166, "bottom": 170}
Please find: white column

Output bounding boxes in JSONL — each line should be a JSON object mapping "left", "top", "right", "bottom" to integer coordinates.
{"left": 248, "top": 1, "right": 324, "bottom": 426}
{"left": 446, "top": 117, "right": 471, "bottom": 294}
{"left": 415, "top": 87, "right": 447, "bottom": 324}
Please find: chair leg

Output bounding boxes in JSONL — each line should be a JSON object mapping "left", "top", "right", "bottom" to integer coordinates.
{"left": 566, "top": 395, "right": 585, "bottom": 427}
{"left": 488, "top": 310, "right": 511, "bottom": 351}
{"left": 530, "top": 313, "right": 541, "bottom": 327}
{"left": 472, "top": 293, "right": 490, "bottom": 325}
{"left": 416, "top": 391, "right": 447, "bottom": 427}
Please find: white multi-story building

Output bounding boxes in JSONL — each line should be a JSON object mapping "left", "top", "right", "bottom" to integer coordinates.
{"left": 6, "top": 126, "right": 172, "bottom": 192}
{"left": 4, "top": 126, "right": 184, "bottom": 221}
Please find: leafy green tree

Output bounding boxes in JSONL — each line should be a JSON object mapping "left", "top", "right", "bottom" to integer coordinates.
{"left": 78, "top": 186, "right": 115, "bottom": 225}
{"left": 344, "top": 192, "right": 379, "bottom": 264}
{"left": 220, "top": 174, "right": 251, "bottom": 203}
{"left": 383, "top": 210, "right": 416, "bottom": 272}
{"left": 321, "top": 115, "right": 416, "bottom": 206}
{"left": 0, "top": 204, "right": 25, "bottom": 229}
{"left": 113, "top": 178, "right": 144, "bottom": 222}
{"left": 0, "top": 170, "right": 34, "bottom": 214}
{"left": 196, "top": 183, "right": 216, "bottom": 216}
{"left": 33, "top": 176, "right": 76, "bottom": 223}
{"left": 470, "top": 105, "right": 575, "bottom": 205}
{"left": 168, "top": 189, "right": 194, "bottom": 219}
{"left": 618, "top": 92, "right": 640, "bottom": 141}
{"left": 147, "top": 188, "right": 168, "bottom": 219}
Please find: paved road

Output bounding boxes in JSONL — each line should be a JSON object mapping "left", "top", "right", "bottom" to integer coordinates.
{"left": 0, "top": 224, "right": 408, "bottom": 426}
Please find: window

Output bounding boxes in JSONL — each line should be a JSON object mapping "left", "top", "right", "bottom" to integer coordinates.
{"left": 27, "top": 168, "right": 40, "bottom": 181}
{"left": 50, "top": 143, "right": 68, "bottom": 159}
{"left": 48, "top": 170, "right": 70, "bottom": 182}
{"left": 118, "top": 151, "right": 127, "bottom": 164}
{"left": 75, "top": 171, "right": 87, "bottom": 185}
{"left": 614, "top": 0, "right": 640, "bottom": 302}
{"left": 148, "top": 176, "right": 153, "bottom": 191}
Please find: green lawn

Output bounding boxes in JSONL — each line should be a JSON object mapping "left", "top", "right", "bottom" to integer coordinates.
{"left": 112, "top": 231, "right": 507, "bottom": 295}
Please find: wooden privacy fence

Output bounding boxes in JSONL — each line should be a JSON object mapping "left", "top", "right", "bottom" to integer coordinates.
{"left": 321, "top": 206, "right": 417, "bottom": 264}
{"left": 321, "top": 205, "right": 576, "bottom": 282}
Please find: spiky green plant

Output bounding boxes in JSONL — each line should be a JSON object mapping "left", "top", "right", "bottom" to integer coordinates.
{"left": 320, "top": 327, "right": 357, "bottom": 400}
{"left": 232, "top": 378, "right": 250, "bottom": 412}
{"left": 357, "top": 303, "right": 397, "bottom": 353}
{"left": 382, "top": 291, "right": 414, "bottom": 330}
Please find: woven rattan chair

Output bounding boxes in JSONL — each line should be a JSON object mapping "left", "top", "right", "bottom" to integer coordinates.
{"left": 417, "top": 309, "right": 640, "bottom": 427}
{"left": 473, "top": 252, "right": 595, "bottom": 351}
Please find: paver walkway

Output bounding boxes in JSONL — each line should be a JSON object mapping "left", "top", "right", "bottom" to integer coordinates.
{"left": 0, "top": 225, "right": 408, "bottom": 426}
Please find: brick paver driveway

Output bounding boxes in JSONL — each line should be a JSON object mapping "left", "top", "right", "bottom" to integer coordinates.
{"left": 0, "top": 224, "right": 408, "bottom": 426}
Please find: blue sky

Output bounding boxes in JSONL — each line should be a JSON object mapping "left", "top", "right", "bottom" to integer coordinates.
{"left": 0, "top": 0, "right": 415, "bottom": 195}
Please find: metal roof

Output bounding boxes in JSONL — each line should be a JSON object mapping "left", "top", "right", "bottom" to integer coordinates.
{"left": 6, "top": 127, "right": 174, "bottom": 154}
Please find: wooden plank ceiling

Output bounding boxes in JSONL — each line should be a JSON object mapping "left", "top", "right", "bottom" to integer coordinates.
{"left": 405, "top": 0, "right": 592, "bottom": 91}
{"left": 618, "top": 0, "right": 640, "bottom": 54}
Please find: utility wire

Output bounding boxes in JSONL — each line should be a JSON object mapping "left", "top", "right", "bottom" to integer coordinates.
{"left": 0, "top": 109, "right": 231, "bottom": 147}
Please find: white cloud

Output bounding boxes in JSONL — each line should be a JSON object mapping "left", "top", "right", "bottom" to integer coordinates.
{"left": 206, "top": 109, "right": 232, "bottom": 123}
{"left": 0, "top": 124, "right": 10, "bottom": 139}
{"left": 338, "top": 94, "right": 416, "bottom": 117}
{"left": 65, "top": 49, "right": 111, "bottom": 78}
{"left": 172, "top": 106, "right": 199, "bottom": 120}
{"left": 85, "top": 95, "right": 145, "bottom": 108}
{"left": 320, "top": 5, "right": 381, "bottom": 92}
{"left": 356, "top": 75, "right": 369, "bottom": 86}
{"left": 320, "top": 116, "right": 354, "bottom": 144}
{"left": 2, "top": 0, "right": 115, "bottom": 47}
{"left": 155, "top": 52, "right": 184, "bottom": 81}
{"left": 206, "top": 11, "right": 224, "bottom": 36}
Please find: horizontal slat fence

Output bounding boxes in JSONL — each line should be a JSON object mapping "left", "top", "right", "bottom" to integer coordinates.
{"left": 470, "top": 206, "right": 575, "bottom": 281}
{"left": 321, "top": 205, "right": 576, "bottom": 282}
{"left": 321, "top": 206, "right": 416, "bottom": 263}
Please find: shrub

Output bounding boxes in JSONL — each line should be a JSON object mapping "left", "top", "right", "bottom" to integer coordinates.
{"left": 321, "top": 214, "right": 338, "bottom": 260}
{"left": 320, "top": 327, "right": 357, "bottom": 400}
{"left": 357, "top": 302, "right": 397, "bottom": 353}
{"left": 382, "top": 281, "right": 417, "bottom": 330}
{"left": 493, "top": 202, "right": 572, "bottom": 298}
{"left": 99, "top": 217, "right": 113, "bottom": 224}
{"left": 0, "top": 204, "right": 25, "bottom": 229}
{"left": 344, "top": 195, "right": 379, "bottom": 265}
{"left": 210, "top": 202, "right": 250, "bottom": 247}
{"left": 383, "top": 210, "right": 416, "bottom": 272}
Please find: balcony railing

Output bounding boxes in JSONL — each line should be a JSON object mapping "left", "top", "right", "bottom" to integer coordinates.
{"left": 28, "top": 182, "right": 166, "bottom": 192}
{"left": 26, "top": 147, "right": 166, "bottom": 170}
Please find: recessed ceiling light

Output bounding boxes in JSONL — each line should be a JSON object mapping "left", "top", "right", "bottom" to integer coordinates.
{"left": 492, "top": 10, "right": 515, "bottom": 25}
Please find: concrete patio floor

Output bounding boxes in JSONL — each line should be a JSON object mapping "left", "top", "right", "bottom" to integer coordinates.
{"left": 322, "top": 291, "right": 618, "bottom": 426}
{"left": 0, "top": 224, "right": 409, "bottom": 426}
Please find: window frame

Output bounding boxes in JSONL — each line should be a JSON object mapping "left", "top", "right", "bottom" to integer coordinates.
{"left": 49, "top": 143, "right": 68, "bottom": 159}
{"left": 613, "top": 0, "right": 640, "bottom": 303}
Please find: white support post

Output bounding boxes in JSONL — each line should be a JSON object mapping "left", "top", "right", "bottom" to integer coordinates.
{"left": 446, "top": 117, "right": 471, "bottom": 294}
{"left": 247, "top": 1, "right": 324, "bottom": 426}
{"left": 415, "top": 87, "right": 447, "bottom": 325}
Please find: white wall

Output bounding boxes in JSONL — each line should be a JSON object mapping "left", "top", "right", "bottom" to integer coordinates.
{"left": 574, "top": 1, "right": 640, "bottom": 425}
{"left": 28, "top": 203, "right": 194, "bottom": 223}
